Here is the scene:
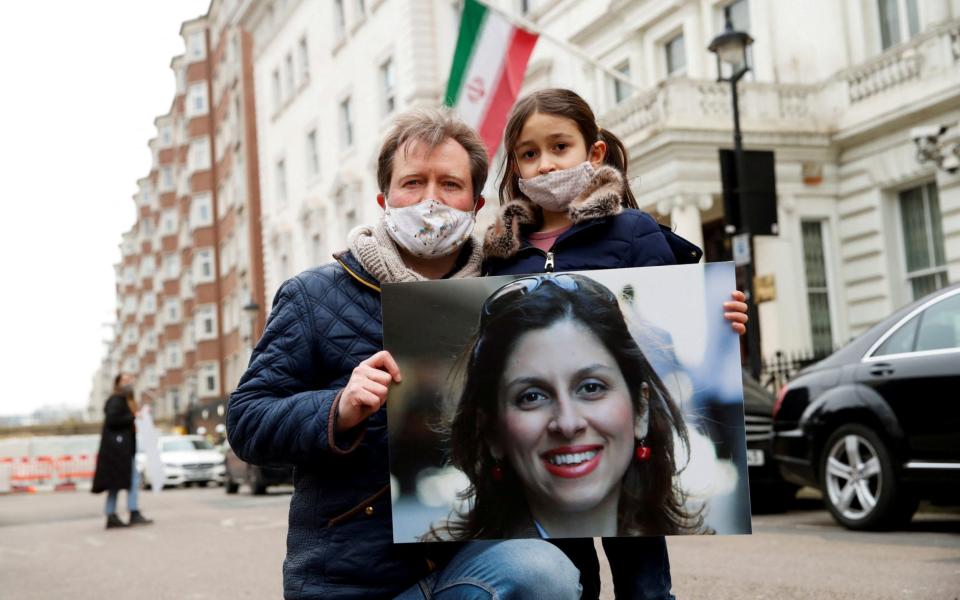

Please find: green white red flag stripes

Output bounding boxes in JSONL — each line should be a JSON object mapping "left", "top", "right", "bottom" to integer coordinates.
{"left": 444, "top": 0, "right": 538, "bottom": 158}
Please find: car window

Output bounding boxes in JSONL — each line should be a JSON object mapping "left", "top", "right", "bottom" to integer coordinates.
{"left": 162, "top": 438, "right": 199, "bottom": 452}
{"left": 874, "top": 315, "right": 920, "bottom": 356}
{"left": 914, "top": 293, "right": 960, "bottom": 352}
{"left": 192, "top": 439, "right": 214, "bottom": 450}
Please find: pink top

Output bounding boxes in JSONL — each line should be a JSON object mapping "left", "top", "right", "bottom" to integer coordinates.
{"left": 528, "top": 225, "right": 572, "bottom": 252}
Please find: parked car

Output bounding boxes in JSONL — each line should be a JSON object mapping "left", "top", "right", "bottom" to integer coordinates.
{"left": 742, "top": 373, "right": 798, "bottom": 512}
{"left": 223, "top": 439, "right": 293, "bottom": 495}
{"left": 773, "top": 284, "right": 960, "bottom": 529}
{"left": 137, "top": 435, "right": 226, "bottom": 489}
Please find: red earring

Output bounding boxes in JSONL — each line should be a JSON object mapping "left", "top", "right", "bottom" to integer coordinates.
{"left": 491, "top": 462, "right": 503, "bottom": 481}
{"left": 635, "top": 440, "right": 651, "bottom": 463}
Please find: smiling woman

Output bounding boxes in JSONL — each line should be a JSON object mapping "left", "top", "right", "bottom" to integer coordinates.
{"left": 423, "top": 273, "right": 705, "bottom": 540}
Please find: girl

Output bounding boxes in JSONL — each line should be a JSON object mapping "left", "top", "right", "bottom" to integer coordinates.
{"left": 483, "top": 88, "right": 748, "bottom": 600}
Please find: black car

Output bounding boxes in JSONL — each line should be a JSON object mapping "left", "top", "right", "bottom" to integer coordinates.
{"left": 773, "top": 284, "right": 960, "bottom": 529}
{"left": 743, "top": 373, "right": 797, "bottom": 512}
{"left": 223, "top": 440, "right": 293, "bottom": 495}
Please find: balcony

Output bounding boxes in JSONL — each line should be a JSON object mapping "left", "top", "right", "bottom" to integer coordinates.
{"left": 600, "top": 18, "right": 960, "bottom": 150}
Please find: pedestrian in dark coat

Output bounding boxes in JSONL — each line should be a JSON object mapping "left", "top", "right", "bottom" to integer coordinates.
{"left": 92, "top": 373, "right": 153, "bottom": 529}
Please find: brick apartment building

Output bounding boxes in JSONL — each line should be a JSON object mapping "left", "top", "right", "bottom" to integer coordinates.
{"left": 100, "top": 0, "right": 265, "bottom": 435}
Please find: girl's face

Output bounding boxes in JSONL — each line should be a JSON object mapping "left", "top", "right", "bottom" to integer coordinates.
{"left": 491, "top": 318, "right": 640, "bottom": 523}
{"left": 513, "top": 112, "right": 606, "bottom": 180}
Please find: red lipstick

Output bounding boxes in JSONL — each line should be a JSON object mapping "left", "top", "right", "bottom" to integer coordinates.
{"left": 540, "top": 445, "right": 603, "bottom": 479}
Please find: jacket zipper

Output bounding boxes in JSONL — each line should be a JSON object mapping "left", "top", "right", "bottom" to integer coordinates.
{"left": 544, "top": 251, "right": 555, "bottom": 272}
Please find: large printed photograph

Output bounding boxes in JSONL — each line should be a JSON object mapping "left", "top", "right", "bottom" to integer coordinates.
{"left": 382, "top": 263, "right": 751, "bottom": 543}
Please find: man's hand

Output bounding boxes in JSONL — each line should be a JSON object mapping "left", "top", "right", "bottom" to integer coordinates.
{"left": 724, "top": 290, "right": 749, "bottom": 336}
{"left": 336, "top": 351, "right": 403, "bottom": 432}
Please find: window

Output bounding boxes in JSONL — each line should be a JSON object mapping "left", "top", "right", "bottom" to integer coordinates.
{"left": 801, "top": 221, "right": 833, "bottom": 355}
{"left": 189, "top": 137, "right": 211, "bottom": 172}
{"left": 298, "top": 36, "right": 310, "bottom": 83}
{"left": 188, "top": 31, "right": 206, "bottom": 60}
{"left": 160, "top": 125, "right": 173, "bottom": 147}
{"left": 164, "top": 298, "right": 181, "bottom": 323}
{"left": 162, "top": 253, "right": 181, "bottom": 280}
{"left": 142, "top": 293, "right": 157, "bottom": 314}
{"left": 284, "top": 52, "right": 294, "bottom": 97}
{"left": 200, "top": 363, "right": 219, "bottom": 396}
{"left": 914, "top": 293, "right": 960, "bottom": 351}
{"left": 194, "top": 248, "right": 215, "bottom": 283}
{"left": 612, "top": 61, "right": 631, "bottom": 105}
{"left": 306, "top": 129, "right": 320, "bottom": 177}
{"left": 340, "top": 97, "right": 354, "bottom": 148}
{"left": 167, "top": 342, "right": 183, "bottom": 369}
{"left": 334, "top": 0, "right": 346, "bottom": 39}
{"left": 276, "top": 159, "right": 288, "bottom": 206}
{"left": 665, "top": 33, "right": 686, "bottom": 77}
{"left": 160, "top": 167, "right": 174, "bottom": 192}
{"left": 878, "top": 0, "right": 920, "bottom": 50}
{"left": 355, "top": 0, "right": 366, "bottom": 17}
{"left": 187, "top": 83, "right": 208, "bottom": 117}
{"left": 899, "top": 182, "right": 947, "bottom": 300}
{"left": 380, "top": 57, "right": 396, "bottom": 115}
{"left": 160, "top": 210, "right": 177, "bottom": 236}
{"left": 519, "top": 0, "right": 532, "bottom": 14}
{"left": 272, "top": 68, "right": 282, "bottom": 111}
{"left": 195, "top": 306, "right": 218, "bottom": 341}
{"left": 191, "top": 193, "right": 213, "bottom": 229}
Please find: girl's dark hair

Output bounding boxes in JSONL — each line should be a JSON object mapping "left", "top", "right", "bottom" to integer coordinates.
{"left": 497, "top": 88, "right": 638, "bottom": 209}
{"left": 426, "top": 274, "right": 702, "bottom": 540}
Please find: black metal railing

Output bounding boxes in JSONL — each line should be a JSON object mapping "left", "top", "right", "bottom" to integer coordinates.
{"left": 759, "top": 348, "right": 833, "bottom": 394}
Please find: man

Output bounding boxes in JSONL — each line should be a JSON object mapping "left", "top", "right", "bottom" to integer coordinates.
{"left": 227, "top": 108, "right": 580, "bottom": 599}
{"left": 91, "top": 373, "right": 153, "bottom": 529}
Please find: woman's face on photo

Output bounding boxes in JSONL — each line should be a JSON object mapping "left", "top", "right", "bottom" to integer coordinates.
{"left": 493, "top": 318, "right": 638, "bottom": 519}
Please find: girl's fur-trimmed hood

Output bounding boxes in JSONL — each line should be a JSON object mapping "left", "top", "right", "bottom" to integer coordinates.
{"left": 483, "top": 165, "right": 626, "bottom": 259}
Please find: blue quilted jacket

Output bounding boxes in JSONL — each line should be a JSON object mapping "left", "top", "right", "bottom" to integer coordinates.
{"left": 227, "top": 250, "right": 434, "bottom": 599}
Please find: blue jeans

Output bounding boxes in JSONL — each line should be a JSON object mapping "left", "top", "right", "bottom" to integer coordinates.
{"left": 394, "top": 539, "right": 581, "bottom": 599}
{"left": 104, "top": 460, "right": 140, "bottom": 516}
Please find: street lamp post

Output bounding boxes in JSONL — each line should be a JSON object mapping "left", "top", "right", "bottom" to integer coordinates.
{"left": 709, "top": 20, "right": 763, "bottom": 379}
{"left": 242, "top": 300, "right": 261, "bottom": 351}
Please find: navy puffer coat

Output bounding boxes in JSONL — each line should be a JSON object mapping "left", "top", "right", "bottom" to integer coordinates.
{"left": 227, "top": 251, "right": 436, "bottom": 600}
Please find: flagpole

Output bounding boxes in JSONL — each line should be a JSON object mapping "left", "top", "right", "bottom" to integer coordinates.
{"left": 470, "top": 0, "right": 642, "bottom": 90}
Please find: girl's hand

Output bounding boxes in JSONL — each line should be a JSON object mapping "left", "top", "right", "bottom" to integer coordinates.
{"left": 336, "top": 351, "right": 402, "bottom": 432}
{"left": 724, "top": 290, "right": 749, "bottom": 336}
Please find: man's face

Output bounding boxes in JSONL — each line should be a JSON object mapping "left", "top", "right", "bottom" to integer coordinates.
{"left": 379, "top": 138, "right": 476, "bottom": 212}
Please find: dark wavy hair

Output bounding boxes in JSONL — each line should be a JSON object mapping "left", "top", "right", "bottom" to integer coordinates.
{"left": 425, "top": 274, "right": 702, "bottom": 540}
{"left": 497, "top": 88, "right": 638, "bottom": 209}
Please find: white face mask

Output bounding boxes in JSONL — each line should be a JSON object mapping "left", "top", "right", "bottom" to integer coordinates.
{"left": 383, "top": 198, "right": 476, "bottom": 258}
{"left": 518, "top": 161, "right": 596, "bottom": 212}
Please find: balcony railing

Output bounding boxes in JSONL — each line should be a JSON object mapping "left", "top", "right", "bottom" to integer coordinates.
{"left": 600, "top": 18, "right": 960, "bottom": 146}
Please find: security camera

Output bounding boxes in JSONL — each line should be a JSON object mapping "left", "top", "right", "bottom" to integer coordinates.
{"left": 911, "top": 125, "right": 948, "bottom": 144}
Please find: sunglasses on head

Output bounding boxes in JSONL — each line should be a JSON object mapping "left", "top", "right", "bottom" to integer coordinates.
{"left": 480, "top": 274, "right": 617, "bottom": 322}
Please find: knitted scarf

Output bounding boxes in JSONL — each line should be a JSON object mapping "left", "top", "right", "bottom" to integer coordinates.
{"left": 347, "top": 218, "right": 484, "bottom": 284}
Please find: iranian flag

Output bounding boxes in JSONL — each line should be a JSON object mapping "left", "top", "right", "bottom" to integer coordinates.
{"left": 444, "top": 0, "right": 538, "bottom": 158}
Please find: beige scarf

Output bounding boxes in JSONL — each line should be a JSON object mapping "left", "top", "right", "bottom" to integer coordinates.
{"left": 347, "top": 218, "right": 484, "bottom": 284}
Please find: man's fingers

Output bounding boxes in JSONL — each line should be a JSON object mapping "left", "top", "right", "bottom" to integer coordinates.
{"left": 360, "top": 380, "right": 390, "bottom": 402}
{"left": 724, "top": 301, "right": 748, "bottom": 313}
{"left": 365, "top": 350, "right": 402, "bottom": 383}
{"left": 730, "top": 290, "right": 746, "bottom": 302}
{"left": 357, "top": 364, "right": 394, "bottom": 387}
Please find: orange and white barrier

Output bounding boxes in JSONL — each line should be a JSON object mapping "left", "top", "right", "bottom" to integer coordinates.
{"left": 1, "top": 454, "right": 98, "bottom": 493}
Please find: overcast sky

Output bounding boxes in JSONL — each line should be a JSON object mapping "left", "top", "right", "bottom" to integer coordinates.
{"left": 0, "top": 1, "right": 211, "bottom": 416}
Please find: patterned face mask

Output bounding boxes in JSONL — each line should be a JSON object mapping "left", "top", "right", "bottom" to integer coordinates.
{"left": 383, "top": 198, "right": 476, "bottom": 258}
{"left": 518, "top": 161, "right": 596, "bottom": 212}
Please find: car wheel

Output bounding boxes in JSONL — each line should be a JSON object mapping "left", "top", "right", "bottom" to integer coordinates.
{"left": 248, "top": 466, "right": 267, "bottom": 495}
{"left": 820, "top": 424, "right": 916, "bottom": 530}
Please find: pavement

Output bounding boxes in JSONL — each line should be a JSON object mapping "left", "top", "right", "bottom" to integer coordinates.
{"left": 1, "top": 485, "right": 958, "bottom": 599}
